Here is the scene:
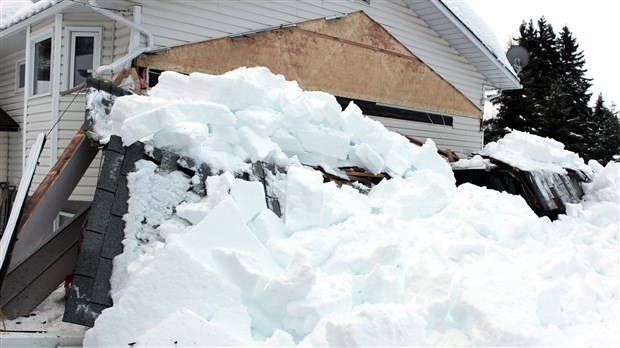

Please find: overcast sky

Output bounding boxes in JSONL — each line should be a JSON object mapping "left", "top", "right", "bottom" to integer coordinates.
{"left": 465, "top": 0, "right": 619, "bottom": 108}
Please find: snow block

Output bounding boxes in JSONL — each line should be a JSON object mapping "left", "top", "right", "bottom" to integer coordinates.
{"left": 382, "top": 170, "right": 453, "bottom": 220}
{"left": 320, "top": 304, "right": 428, "bottom": 346}
{"left": 238, "top": 126, "right": 279, "bottom": 163}
{"left": 211, "top": 248, "right": 270, "bottom": 298}
{"left": 178, "top": 196, "right": 282, "bottom": 275}
{"left": 283, "top": 272, "right": 352, "bottom": 337}
{"left": 353, "top": 143, "right": 384, "bottom": 175}
{"left": 235, "top": 106, "right": 282, "bottom": 137}
{"left": 271, "top": 129, "right": 304, "bottom": 156}
{"left": 257, "top": 257, "right": 316, "bottom": 314}
{"left": 82, "top": 243, "right": 253, "bottom": 346}
{"left": 230, "top": 179, "right": 267, "bottom": 224}
{"left": 147, "top": 71, "right": 190, "bottom": 100}
{"left": 175, "top": 201, "right": 212, "bottom": 225}
{"left": 291, "top": 126, "right": 350, "bottom": 160}
{"left": 152, "top": 122, "right": 211, "bottom": 154}
{"left": 248, "top": 209, "right": 286, "bottom": 244}
{"left": 186, "top": 72, "right": 266, "bottom": 111}
{"left": 134, "top": 308, "right": 250, "bottom": 347}
{"left": 284, "top": 166, "right": 324, "bottom": 232}
{"left": 121, "top": 101, "right": 236, "bottom": 146}
{"left": 321, "top": 183, "right": 372, "bottom": 227}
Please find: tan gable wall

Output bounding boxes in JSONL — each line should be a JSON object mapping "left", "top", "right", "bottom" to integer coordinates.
{"left": 136, "top": 12, "right": 481, "bottom": 119}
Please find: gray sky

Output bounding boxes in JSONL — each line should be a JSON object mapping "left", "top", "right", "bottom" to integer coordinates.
{"left": 466, "top": 0, "right": 619, "bottom": 108}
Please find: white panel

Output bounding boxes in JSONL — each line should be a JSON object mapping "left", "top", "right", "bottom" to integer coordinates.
{"left": 0, "top": 134, "right": 8, "bottom": 182}
{"left": 369, "top": 115, "right": 483, "bottom": 158}
{"left": 0, "top": 50, "right": 26, "bottom": 185}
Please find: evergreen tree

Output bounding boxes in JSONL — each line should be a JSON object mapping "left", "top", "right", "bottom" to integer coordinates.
{"left": 484, "top": 17, "right": 618, "bottom": 163}
{"left": 554, "top": 26, "right": 592, "bottom": 153}
{"left": 588, "top": 94, "right": 620, "bottom": 163}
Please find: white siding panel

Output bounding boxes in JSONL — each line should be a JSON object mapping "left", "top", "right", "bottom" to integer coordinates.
{"left": 135, "top": 0, "right": 488, "bottom": 110}
{"left": 0, "top": 134, "right": 8, "bottom": 182}
{"left": 369, "top": 115, "right": 483, "bottom": 158}
{"left": 1, "top": 50, "right": 26, "bottom": 186}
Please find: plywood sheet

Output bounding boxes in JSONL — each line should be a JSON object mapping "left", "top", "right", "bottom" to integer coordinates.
{"left": 136, "top": 12, "right": 481, "bottom": 118}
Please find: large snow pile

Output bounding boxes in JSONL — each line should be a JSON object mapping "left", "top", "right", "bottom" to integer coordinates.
{"left": 479, "top": 130, "right": 593, "bottom": 174}
{"left": 84, "top": 67, "right": 618, "bottom": 347}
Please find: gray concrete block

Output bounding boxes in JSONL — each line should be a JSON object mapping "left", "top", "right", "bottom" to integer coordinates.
{"left": 91, "top": 258, "right": 113, "bottom": 307}
{"left": 122, "top": 141, "right": 145, "bottom": 175}
{"left": 63, "top": 275, "right": 95, "bottom": 326}
{"left": 253, "top": 161, "right": 266, "bottom": 180}
{"left": 101, "top": 215, "right": 125, "bottom": 259}
{"left": 74, "top": 231, "right": 104, "bottom": 277}
{"left": 196, "top": 163, "right": 213, "bottom": 195}
{"left": 87, "top": 189, "right": 115, "bottom": 233}
{"left": 178, "top": 156, "right": 197, "bottom": 171}
{"left": 106, "top": 135, "right": 126, "bottom": 155}
{"left": 97, "top": 150, "right": 124, "bottom": 193}
{"left": 158, "top": 150, "right": 180, "bottom": 174}
{"left": 110, "top": 175, "right": 129, "bottom": 217}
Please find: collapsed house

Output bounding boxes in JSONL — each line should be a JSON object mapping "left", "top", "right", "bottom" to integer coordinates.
{"left": 0, "top": 67, "right": 609, "bottom": 347}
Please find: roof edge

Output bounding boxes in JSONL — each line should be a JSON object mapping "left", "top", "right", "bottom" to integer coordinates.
{"left": 0, "top": 0, "right": 73, "bottom": 39}
{"left": 433, "top": 0, "right": 521, "bottom": 90}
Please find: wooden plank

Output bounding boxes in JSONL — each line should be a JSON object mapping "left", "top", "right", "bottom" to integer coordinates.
{"left": 0, "top": 206, "right": 89, "bottom": 319}
{"left": 0, "top": 133, "right": 45, "bottom": 278}
{"left": 4, "top": 126, "right": 98, "bottom": 275}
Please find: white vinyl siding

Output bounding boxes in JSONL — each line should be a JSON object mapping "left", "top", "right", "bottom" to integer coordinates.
{"left": 0, "top": 134, "right": 8, "bottom": 183}
{"left": 0, "top": 50, "right": 25, "bottom": 184}
{"left": 58, "top": 13, "right": 120, "bottom": 201}
{"left": 369, "top": 115, "right": 483, "bottom": 158}
{"left": 134, "top": 0, "right": 487, "bottom": 109}
{"left": 25, "top": 95, "right": 52, "bottom": 196}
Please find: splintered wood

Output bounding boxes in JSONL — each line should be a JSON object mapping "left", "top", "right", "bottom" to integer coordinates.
{"left": 314, "top": 166, "right": 389, "bottom": 187}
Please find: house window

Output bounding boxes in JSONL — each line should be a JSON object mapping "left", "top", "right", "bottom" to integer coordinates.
{"left": 33, "top": 36, "right": 52, "bottom": 95}
{"left": 16, "top": 60, "right": 25, "bottom": 91}
{"left": 67, "top": 28, "right": 101, "bottom": 88}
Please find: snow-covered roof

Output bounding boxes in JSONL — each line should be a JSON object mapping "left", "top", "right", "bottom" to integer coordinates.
{"left": 0, "top": 0, "right": 54, "bottom": 30}
{"left": 405, "top": 0, "right": 521, "bottom": 90}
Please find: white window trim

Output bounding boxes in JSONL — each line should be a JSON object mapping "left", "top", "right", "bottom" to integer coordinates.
{"left": 15, "top": 59, "right": 25, "bottom": 93}
{"left": 29, "top": 29, "right": 53, "bottom": 98}
{"left": 65, "top": 26, "right": 102, "bottom": 89}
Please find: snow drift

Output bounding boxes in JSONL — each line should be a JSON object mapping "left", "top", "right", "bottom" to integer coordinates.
{"left": 84, "top": 67, "right": 618, "bottom": 347}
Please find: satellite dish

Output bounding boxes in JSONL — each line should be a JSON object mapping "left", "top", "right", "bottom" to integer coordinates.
{"left": 506, "top": 45, "right": 530, "bottom": 74}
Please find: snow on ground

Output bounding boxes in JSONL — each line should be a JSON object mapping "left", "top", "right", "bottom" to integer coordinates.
{"left": 83, "top": 67, "right": 617, "bottom": 346}
{"left": 2, "top": 284, "right": 88, "bottom": 336}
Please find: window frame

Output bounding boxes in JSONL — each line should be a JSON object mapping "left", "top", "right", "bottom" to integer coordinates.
{"left": 30, "top": 30, "right": 53, "bottom": 97}
{"left": 15, "top": 59, "right": 26, "bottom": 93}
{"left": 65, "top": 26, "right": 102, "bottom": 89}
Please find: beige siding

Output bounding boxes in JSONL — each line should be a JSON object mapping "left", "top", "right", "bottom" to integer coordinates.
{"left": 369, "top": 115, "right": 483, "bottom": 158}
{"left": 134, "top": 0, "right": 488, "bottom": 109}
{"left": 0, "top": 134, "right": 7, "bottom": 182}
{"left": 25, "top": 95, "right": 52, "bottom": 196}
{"left": 0, "top": 50, "right": 25, "bottom": 185}
{"left": 57, "top": 13, "right": 119, "bottom": 201}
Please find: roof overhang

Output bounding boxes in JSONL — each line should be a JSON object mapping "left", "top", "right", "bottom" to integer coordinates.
{"left": 0, "top": 107, "right": 19, "bottom": 132}
{"left": 404, "top": 0, "right": 522, "bottom": 91}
